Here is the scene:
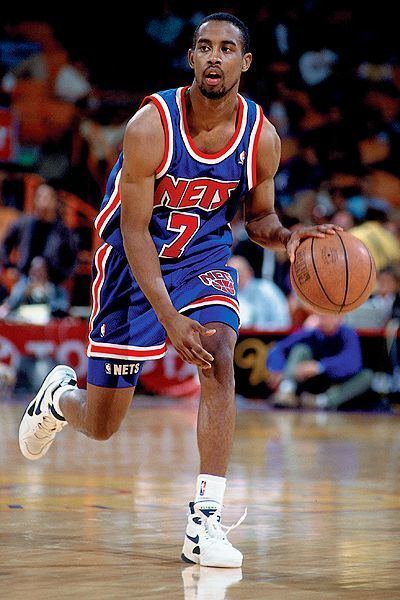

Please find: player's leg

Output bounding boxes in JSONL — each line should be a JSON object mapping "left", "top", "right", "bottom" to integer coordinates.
{"left": 196, "top": 323, "right": 237, "bottom": 477}
{"left": 18, "top": 359, "right": 141, "bottom": 460}
{"left": 182, "top": 315, "right": 244, "bottom": 568}
{"left": 57, "top": 384, "right": 134, "bottom": 441}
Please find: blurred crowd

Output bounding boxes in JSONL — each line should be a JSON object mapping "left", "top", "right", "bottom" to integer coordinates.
{"left": 0, "top": 4, "right": 400, "bottom": 408}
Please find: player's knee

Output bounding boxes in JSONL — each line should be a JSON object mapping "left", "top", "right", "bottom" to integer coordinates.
{"left": 89, "top": 419, "right": 121, "bottom": 441}
{"left": 203, "top": 343, "right": 235, "bottom": 387}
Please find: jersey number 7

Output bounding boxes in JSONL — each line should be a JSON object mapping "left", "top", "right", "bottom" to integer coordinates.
{"left": 159, "top": 211, "right": 200, "bottom": 259}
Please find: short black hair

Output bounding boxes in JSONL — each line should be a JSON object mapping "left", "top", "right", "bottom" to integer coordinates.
{"left": 192, "top": 12, "right": 250, "bottom": 54}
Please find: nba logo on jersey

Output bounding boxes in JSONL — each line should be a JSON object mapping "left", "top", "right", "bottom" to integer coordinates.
{"left": 105, "top": 363, "right": 112, "bottom": 374}
{"left": 100, "top": 323, "right": 106, "bottom": 337}
{"left": 200, "top": 480, "right": 207, "bottom": 496}
{"left": 199, "top": 270, "right": 235, "bottom": 296}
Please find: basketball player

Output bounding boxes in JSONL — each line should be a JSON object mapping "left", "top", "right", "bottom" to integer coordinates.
{"left": 19, "top": 13, "right": 341, "bottom": 567}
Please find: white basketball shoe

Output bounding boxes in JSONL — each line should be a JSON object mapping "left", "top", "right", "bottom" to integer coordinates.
{"left": 19, "top": 365, "right": 77, "bottom": 460}
{"left": 181, "top": 500, "right": 246, "bottom": 568}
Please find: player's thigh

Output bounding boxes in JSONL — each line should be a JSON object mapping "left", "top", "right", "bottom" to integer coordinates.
{"left": 86, "top": 383, "right": 135, "bottom": 435}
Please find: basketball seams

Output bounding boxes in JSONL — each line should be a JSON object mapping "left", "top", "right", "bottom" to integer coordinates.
{"left": 310, "top": 238, "right": 340, "bottom": 308}
{"left": 335, "top": 232, "right": 349, "bottom": 310}
{"left": 290, "top": 270, "right": 339, "bottom": 313}
{"left": 292, "top": 234, "right": 376, "bottom": 313}
{"left": 339, "top": 248, "right": 375, "bottom": 308}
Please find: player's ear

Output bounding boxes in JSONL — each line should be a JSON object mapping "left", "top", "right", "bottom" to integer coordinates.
{"left": 188, "top": 49, "right": 195, "bottom": 70}
{"left": 241, "top": 52, "right": 252, "bottom": 73}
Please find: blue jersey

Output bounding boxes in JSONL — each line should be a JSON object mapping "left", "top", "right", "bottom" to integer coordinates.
{"left": 95, "top": 86, "right": 263, "bottom": 273}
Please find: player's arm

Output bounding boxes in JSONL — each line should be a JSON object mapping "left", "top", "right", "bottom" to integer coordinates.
{"left": 120, "top": 104, "right": 215, "bottom": 369}
{"left": 244, "top": 118, "right": 341, "bottom": 262}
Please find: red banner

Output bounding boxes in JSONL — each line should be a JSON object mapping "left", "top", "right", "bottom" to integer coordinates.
{"left": 0, "top": 108, "right": 17, "bottom": 162}
{"left": 0, "top": 320, "right": 200, "bottom": 396}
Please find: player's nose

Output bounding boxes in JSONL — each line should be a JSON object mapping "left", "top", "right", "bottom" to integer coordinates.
{"left": 208, "top": 51, "right": 222, "bottom": 65}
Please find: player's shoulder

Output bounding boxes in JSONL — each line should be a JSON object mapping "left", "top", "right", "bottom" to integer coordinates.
{"left": 124, "top": 87, "right": 178, "bottom": 142}
{"left": 252, "top": 115, "right": 281, "bottom": 182}
{"left": 125, "top": 102, "right": 162, "bottom": 140}
{"left": 259, "top": 115, "right": 280, "bottom": 153}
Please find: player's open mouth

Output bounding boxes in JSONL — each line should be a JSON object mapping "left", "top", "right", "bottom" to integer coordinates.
{"left": 204, "top": 70, "right": 222, "bottom": 86}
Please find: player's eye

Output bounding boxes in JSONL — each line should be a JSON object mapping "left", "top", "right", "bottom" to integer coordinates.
{"left": 222, "top": 47, "right": 231, "bottom": 53}
{"left": 199, "top": 45, "right": 210, "bottom": 52}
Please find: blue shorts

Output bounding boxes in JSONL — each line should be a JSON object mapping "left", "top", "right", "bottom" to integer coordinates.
{"left": 86, "top": 243, "right": 240, "bottom": 388}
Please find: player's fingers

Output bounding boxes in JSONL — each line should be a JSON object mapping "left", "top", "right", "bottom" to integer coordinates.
{"left": 317, "top": 224, "right": 342, "bottom": 235}
{"left": 192, "top": 343, "right": 214, "bottom": 363}
{"left": 191, "top": 348, "right": 212, "bottom": 369}
{"left": 178, "top": 341, "right": 207, "bottom": 368}
{"left": 324, "top": 223, "right": 343, "bottom": 234}
{"left": 194, "top": 323, "right": 216, "bottom": 337}
{"left": 299, "top": 230, "right": 325, "bottom": 240}
{"left": 176, "top": 346, "right": 195, "bottom": 365}
{"left": 286, "top": 241, "right": 298, "bottom": 263}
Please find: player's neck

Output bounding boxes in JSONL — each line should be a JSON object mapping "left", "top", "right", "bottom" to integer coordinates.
{"left": 187, "top": 83, "right": 238, "bottom": 130}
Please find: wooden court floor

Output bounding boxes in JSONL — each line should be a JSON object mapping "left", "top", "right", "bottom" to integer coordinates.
{"left": 1, "top": 396, "right": 400, "bottom": 599}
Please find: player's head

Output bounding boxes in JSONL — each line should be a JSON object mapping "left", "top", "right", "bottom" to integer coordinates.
{"left": 188, "top": 13, "right": 252, "bottom": 100}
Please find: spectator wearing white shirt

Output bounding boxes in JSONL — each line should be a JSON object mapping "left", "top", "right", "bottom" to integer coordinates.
{"left": 228, "top": 255, "right": 291, "bottom": 331}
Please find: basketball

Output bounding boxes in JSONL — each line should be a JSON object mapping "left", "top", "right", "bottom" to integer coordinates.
{"left": 290, "top": 231, "right": 376, "bottom": 314}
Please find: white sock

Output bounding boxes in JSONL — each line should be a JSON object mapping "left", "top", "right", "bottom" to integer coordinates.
{"left": 278, "top": 379, "right": 295, "bottom": 394}
{"left": 195, "top": 474, "right": 226, "bottom": 505}
{"left": 52, "top": 384, "right": 77, "bottom": 419}
{"left": 316, "top": 393, "right": 329, "bottom": 408}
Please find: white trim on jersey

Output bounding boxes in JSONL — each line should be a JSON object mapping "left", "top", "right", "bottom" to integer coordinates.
{"left": 176, "top": 87, "right": 249, "bottom": 165}
{"left": 246, "top": 103, "right": 262, "bottom": 191}
{"left": 94, "top": 169, "right": 122, "bottom": 237}
{"left": 88, "top": 243, "right": 113, "bottom": 335}
{"left": 152, "top": 93, "right": 174, "bottom": 179}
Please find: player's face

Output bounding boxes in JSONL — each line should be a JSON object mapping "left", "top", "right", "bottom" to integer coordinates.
{"left": 188, "top": 21, "right": 252, "bottom": 100}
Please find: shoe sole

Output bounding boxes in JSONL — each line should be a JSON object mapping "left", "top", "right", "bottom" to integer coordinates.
{"left": 181, "top": 553, "right": 197, "bottom": 565}
{"left": 19, "top": 365, "right": 76, "bottom": 460}
{"left": 181, "top": 548, "right": 242, "bottom": 568}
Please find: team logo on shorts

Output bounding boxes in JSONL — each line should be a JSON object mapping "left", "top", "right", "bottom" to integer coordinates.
{"left": 104, "top": 362, "right": 141, "bottom": 376}
{"left": 198, "top": 270, "right": 235, "bottom": 296}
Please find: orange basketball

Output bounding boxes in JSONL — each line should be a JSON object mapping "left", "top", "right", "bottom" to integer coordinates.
{"left": 290, "top": 231, "right": 376, "bottom": 314}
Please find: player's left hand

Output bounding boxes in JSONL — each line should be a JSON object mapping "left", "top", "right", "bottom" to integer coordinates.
{"left": 286, "top": 224, "right": 343, "bottom": 264}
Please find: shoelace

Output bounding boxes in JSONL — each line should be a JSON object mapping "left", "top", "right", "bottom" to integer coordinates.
{"left": 34, "top": 415, "right": 64, "bottom": 438}
{"left": 203, "top": 507, "right": 247, "bottom": 541}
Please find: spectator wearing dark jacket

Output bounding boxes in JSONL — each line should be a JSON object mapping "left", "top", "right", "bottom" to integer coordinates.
{"left": 0, "top": 183, "right": 78, "bottom": 285}
{"left": 267, "top": 314, "right": 373, "bottom": 409}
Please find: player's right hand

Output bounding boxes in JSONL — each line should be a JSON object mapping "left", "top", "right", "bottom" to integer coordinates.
{"left": 162, "top": 314, "right": 216, "bottom": 370}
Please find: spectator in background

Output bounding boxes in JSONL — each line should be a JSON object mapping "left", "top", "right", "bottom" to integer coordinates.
{"left": 267, "top": 314, "right": 373, "bottom": 409}
{"left": 351, "top": 206, "right": 400, "bottom": 271}
{"left": 228, "top": 255, "right": 291, "bottom": 330}
{"left": 1, "top": 22, "right": 92, "bottom": 104}
{"left": 0, "top": 256, "right": 69, "bottom": 322}
{"left": 345, "top": 266, "right": 400, "bottom": 329}
{"left": 0, "top": 183, "right": 78, "bottom": 285}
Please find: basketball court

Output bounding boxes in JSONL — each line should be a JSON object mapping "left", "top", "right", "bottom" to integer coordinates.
{"left": 2, "top": 395, "right": 400, "bottom": 599}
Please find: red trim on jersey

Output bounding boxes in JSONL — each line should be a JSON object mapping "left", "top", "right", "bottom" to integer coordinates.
{"left": 95, "top": 172, "right": 121, "bottom": 234}
{"left": 140, "top": 95, "right": 170, "bottom": 175}
{"left": 180, "top": 86, "right": 244, "bottom": 160}
{"left": 252, "top": 106, "right": 264, "bottom": 188}
{"left": 88, "top": 244, "right": 110, "bottom": 335}
{"left": 88, "top": 341, "right": 167, "bottom": 360}
{"left": 181, "top": 294, "right": 240, "bottom": 314}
